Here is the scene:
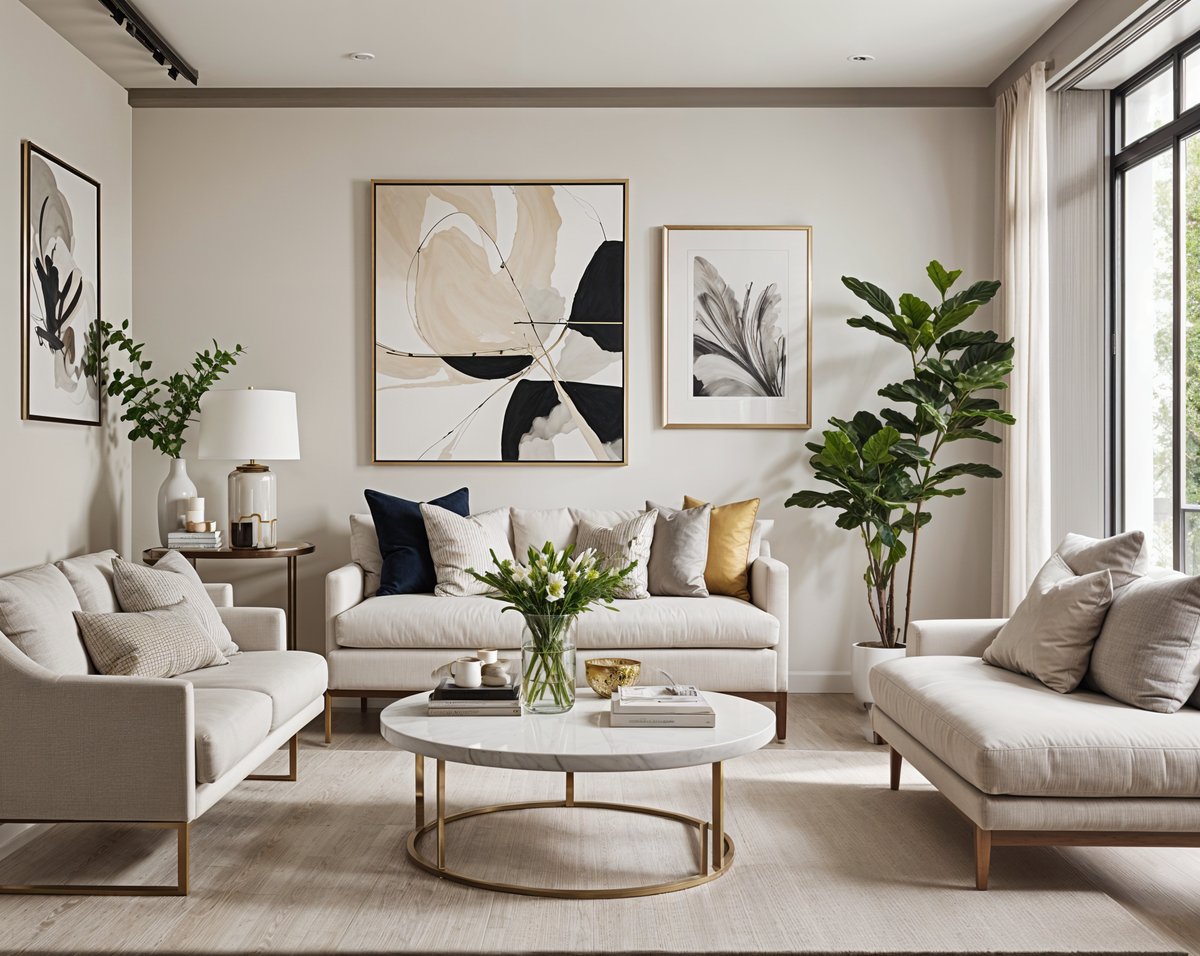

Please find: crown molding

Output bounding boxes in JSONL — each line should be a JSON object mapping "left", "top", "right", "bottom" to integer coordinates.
{"left": 127, "top": 86, "right": 992, "bottom": 109}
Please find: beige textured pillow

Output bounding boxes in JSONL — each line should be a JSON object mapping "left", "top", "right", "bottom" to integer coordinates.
{"left": 982, "top": 555, "right": 1113, "bottom": 693}
{"left": 349, "top": 513, "right": 383, "bottom": 597}
{"left": 575, "top": 512, "right": 656, "bottom": 600}
{"left": 0, "top": 564, "right": 89, "bottom": 674}
{"left": 420, "top": 504, "right": 514, "bottom": 597}
{"left": 645, "top": 501, "right": 710, "bottom": 597}
{"left": 1055, "top": 531, "right": 1148, "bottom": 589}
{"left": 511, "top": 508, "right": 576, "bottom": 558}
{"left": 1087, "top": 574, "right": 1200, "bottom": 713}
{"left": 75, "top": 602, "right": 226, "bottom": 678}
{"left": 112, "top": 553, "right": 238, "bottom": 656}
{"left": 55, "top": 550, "right": 120, "bottom": 613}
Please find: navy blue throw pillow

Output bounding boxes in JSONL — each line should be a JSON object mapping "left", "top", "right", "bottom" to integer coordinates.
{"left": 365, "top": 488, "right": 469, "bottom": 595}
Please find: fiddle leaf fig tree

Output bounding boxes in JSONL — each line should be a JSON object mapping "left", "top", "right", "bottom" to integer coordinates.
{"left": 786, "top": 262, "right": 1014, "bottom": 648}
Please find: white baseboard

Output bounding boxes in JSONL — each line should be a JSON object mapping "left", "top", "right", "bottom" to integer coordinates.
{"left": 787, "top": 671, "right": 852, "bottom": 694}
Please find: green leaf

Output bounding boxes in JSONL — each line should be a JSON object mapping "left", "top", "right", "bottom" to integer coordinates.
{"left": 785, "top": 490, "right": 830, "bottom": 509}
{"left": 945, "top": 427, "right": 1002, "bottom": 444}
{"left": 926, "top": 260, "right": 962, "bottom": 297}
{"left": 847, "top": 315, "right": 907, "bottom": 345}
{"left": 861, "top": 426, "right": 901, "bottom": 465}
{"left": 842, "top": 276, "right": 896, "bottom": 317}
{"left": 817, "top": 429, "right": 859, "bottom": 472}
{"left": 936, "top": 462, "right": 1003, "bottom": 480}
{"left": 898, "top": 293, "right": 933, "bottom": 323}
{"left": 937, "top": 329, "right": 996, "bottom": 353}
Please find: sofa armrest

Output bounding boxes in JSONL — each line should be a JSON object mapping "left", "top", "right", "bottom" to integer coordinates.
{"left": 218, "top": 606, "right": 286, "bottom": 652}
{"left": 750, "top": 555, "right": 789, "bottom": 692}
{"left": 0, "top": 638, "right": 194, "bottom": 822}
{"left": 326, "top": 562, "right": 366, "bottom": 654}
{"left": 204, "top": 582, "right": 233, "bottom": 608}
{"left": 906, "top": 619, "right": 1007, "bottom": 657}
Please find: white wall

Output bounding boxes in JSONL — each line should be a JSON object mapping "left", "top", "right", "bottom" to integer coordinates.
{"left": 132, "top": 106, "right": 996, "bottom": 688}
{"left": 0, "top": 0, "right": 132, "bottom": 574}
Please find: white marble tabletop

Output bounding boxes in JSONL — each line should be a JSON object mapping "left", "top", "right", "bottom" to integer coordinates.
{"left": 379, "top": 690, "right": 776, "bottom": 772}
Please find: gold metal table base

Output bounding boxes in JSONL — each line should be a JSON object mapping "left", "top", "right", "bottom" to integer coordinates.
{"left": 406, "top": 755, "right": 733, "bottom": 899}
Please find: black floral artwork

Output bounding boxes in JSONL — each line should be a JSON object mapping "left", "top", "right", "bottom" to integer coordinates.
{"left": 692, "top": 255, "right": 787, "bottom": 398}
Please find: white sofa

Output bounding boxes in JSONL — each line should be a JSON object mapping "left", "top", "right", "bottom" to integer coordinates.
{"left": 0, "top": 550, "right": 328, "bottom": 896}
{"left": 324, "top": 508, "right": 790, "bottom": 740}
{"left": 872, "top": 615, "right": 1200, "bottom": 890}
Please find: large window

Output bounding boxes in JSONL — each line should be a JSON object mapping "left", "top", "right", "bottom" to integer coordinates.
{"left": 1114, "top": 35, "right": 1200, "bottom": 570}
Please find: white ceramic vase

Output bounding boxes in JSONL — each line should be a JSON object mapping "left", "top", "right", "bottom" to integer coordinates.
{"left": 157, "top": 457, "right": 198, "bottom": 545}
{"left": 851, "top": 641, "right": 907, "bottom": 707}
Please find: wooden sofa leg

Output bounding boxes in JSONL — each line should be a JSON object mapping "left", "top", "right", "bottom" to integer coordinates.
{"left": 775, "top": 693, "right": 787, "bottom": 742}
{"left": 974, "top": 826, "right": 991, "bottom": 890}
{"left": 889, "top": 746, "right": 902, "bottom": 791}
{"left": 324, "top": 691, "right": 333, "bottom": 744}
{"left": 360, "top": 696, "right": 368, "bottom": 713}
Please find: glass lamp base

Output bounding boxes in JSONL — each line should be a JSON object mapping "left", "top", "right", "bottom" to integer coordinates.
{"left": 228, "top": 464, "right": 277, "bottom": 549}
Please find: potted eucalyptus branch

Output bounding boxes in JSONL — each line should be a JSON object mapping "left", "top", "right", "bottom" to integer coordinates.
{"left": 786, "top": 262, "right": 1014, "bottom": 705}
{"left": 88, "top": 318, "right": 245, "bottom": 544}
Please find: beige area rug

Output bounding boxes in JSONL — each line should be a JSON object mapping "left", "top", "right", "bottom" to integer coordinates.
{"left": 0, "top": 745, "right": 1179, "bottom": 956}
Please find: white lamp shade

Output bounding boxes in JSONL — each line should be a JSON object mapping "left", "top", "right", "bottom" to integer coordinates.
{"left": 198, "top": 389, "right": 300, "bottom": 461}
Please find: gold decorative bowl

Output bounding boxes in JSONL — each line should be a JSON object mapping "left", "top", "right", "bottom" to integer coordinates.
{"left": 585, "top": 658, "right": 641, "bottom": 698}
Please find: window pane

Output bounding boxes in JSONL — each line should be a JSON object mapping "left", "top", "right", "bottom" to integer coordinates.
{"left": 1185, "top": 132, "right": 1200, "bottom": 565}
{"left": 1122, "top": 150, "right": 1174, "bottom": 568}
{"left": 1124, "top": 67, "right": 1174, "bottom": 146}
{"left": 1185, "top": 49, "right": 1200, "bottom": 113}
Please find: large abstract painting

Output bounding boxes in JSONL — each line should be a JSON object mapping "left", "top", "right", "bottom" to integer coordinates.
{"left": 21, "top": 142, "right": 101, "bottom": 426}
{"left": 372, "top": 180, "right": 627, "bottom": 463}
{"left": 662, "top": 225, "right": 811, "bottom": 429}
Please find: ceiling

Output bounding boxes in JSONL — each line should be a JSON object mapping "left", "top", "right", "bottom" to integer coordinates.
{"left": 22, "top": 0, "right": 1077, "bottom": 90}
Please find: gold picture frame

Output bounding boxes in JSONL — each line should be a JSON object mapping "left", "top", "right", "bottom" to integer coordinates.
{"left": 662, "top": 225, "right": 812, "bottom": 429}
{"left": 369, "top": 181, "right": 628, "bottom": 465}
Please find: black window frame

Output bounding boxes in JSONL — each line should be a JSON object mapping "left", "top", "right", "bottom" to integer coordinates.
{"left": 1111, "top": 29, "right": 1200, "bottom": 570}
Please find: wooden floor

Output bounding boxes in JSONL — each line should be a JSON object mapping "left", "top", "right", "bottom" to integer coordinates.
{"left": 0, "top": 694, "right": 1196, "bottom": 954}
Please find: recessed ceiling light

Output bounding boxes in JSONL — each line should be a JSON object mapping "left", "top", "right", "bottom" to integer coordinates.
{"left": 348, "top": 52, "right": 375, "bottom": 62}
{"left": 847, "top": 54, "right": 875, "bottom": 62}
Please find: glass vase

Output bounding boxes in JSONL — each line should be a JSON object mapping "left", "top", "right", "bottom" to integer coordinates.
{"left": 521, "top": 615, "right": 577, "bottom": 715}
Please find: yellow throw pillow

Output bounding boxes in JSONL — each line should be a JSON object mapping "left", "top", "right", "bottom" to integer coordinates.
{"left": 683, "top": 495, "right": 760, "bottom": 601}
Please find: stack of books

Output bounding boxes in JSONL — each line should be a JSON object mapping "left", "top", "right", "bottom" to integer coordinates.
{"left": 610, "top": 685, "right": 716, "bottom": 727}
{"left": 428, "top": 678, "right": 520, "bottom": 717}
{"left": 166, "top": 530, "right": 223, "bottom": 550}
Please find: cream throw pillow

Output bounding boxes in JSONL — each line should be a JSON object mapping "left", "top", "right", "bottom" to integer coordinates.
{"left": 1055, "top": 530, "right": 1148, "bottom": 589}
{"left": 982, "top": 555, "right": 1114, "bottom": 693}
{"left": 575, "top": 511, "right": 657, "bottom": 600}
{"left": 420, "top": 504, "right": 514, "bottom": 597}
{"left": 75, "top": 601, "right": 227, "bottom": 678}
{"left": 112, "top": 553, "right": 238, "bottom": 656}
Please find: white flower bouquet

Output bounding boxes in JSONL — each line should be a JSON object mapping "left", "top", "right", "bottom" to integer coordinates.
{"left": 469, "top": 542, "right": 635, "bottom": 712}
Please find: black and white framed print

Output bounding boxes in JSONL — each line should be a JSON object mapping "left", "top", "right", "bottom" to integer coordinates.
{"left": 662, "top": 225, "right": 811, "bottom": 429}
{"left": 21, "top": 141, "right": 101, "bottom": 426}
{"left": 372, "top": 180, "right": 628, "bottom": 464}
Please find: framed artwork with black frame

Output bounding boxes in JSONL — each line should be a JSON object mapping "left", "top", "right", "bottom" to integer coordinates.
{"left": 21, "top": 141, "right": 102, "bottom": 426}
{"left": 662, "top": 225, "right": 812, "bottom": 429}
{"left": 372, "top": 179, "right": 628, "bottom": 464}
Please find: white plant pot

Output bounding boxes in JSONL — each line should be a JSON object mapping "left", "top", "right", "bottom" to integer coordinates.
{"left": 851, "top": 641, "right": 907, "bottom": 707}
{"left": 157, "top": 457, "right": 198, "bottom": 545}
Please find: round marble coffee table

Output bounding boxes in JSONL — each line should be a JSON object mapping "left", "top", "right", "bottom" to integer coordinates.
{"left": 379, "top": 690, "right": 776, "bottom": 899}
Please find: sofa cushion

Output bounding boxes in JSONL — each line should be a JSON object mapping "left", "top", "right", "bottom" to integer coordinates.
{"left": 335, "top": 594, "right": 778, "bottom": 650}
{"left": 366, "top": 487, "right": 469, "bottom": 595}
{"left": 56, "top": 550, "right": 120, "bottom": 612}
{"left": 113, "top": 553, "right": 238, "bottom": 656}
{"left": 193, "top": 688, "right": 272, "bottom": 784}
{"left": 511, "top": 507, "right": 577, "bottom": 557}
{"left": 349, "top": 513, "right": 383, "bottom": 597}
{"left": 176, "top": 650, "right": 327, "bottom": 730}
{"left": 0, "top": 563, "right": 89, "bottom": 674}
{"left": 871, "top": 655, "right": 1200, "bottom": 797}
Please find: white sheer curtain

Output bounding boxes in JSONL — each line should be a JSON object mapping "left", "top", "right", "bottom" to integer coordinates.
{"left": 993, "top": 62, "right": 1052, "bottom": 615}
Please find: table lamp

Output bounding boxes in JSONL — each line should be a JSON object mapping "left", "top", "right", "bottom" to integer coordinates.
{"left": 198, "top": 388, "right": 300, "bottom": 549}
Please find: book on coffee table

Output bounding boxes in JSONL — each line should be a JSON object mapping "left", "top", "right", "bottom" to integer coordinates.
{"left": 430, "top": 678, "right": 518, "bottom": 701}
{"left": 610, "top": 686, "right": 716, "bottom": 727}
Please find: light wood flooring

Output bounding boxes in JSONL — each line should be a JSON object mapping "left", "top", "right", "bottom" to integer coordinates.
{"left": 0, "top": 694, "right": 1196, "bottom": 954}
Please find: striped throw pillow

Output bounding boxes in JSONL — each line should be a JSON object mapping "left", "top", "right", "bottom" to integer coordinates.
{"left": 420, "top": 504, "right": 514, "bottom": 597}
{"left": 575, "top": 511, "right": 656, "bottom": 600}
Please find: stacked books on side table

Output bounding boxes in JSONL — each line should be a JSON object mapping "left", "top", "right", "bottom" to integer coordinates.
{"left": 166, "top": 530, "right": 223, "bottom": 550}
{"left": 610, "top": 684, "right": 716, "bottom": 727}
{"left": 428, "top": 678, "right": 520, "bottom": 717}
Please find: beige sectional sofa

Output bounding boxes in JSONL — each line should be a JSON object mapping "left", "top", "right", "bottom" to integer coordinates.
{"left": 0, "top": 550, "right": 328, "bottom": 896}
{"left": 872, "top": 616, "right": 1200, "bottom": 890}
{"left": 325, "top": 508, "right": 790, "bottom": 739}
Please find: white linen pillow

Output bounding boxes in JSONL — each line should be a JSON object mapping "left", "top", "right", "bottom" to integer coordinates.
{"left": 349, "top": 513, "right": 383, "bottom": 596}
{"left": 645, "top": 500, "right": 711, "bottom": 597}
{"left": 511, "top": 507, "right": 576, "bottom": 560}
{"left": 574, "top": 512, "right": 657, "bottom": 600}
{"left": 420, "top": 505, "right": 515, "bottom": 597}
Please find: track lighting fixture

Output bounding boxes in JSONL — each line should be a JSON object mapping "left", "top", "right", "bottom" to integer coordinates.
{"left": 97, "top": 0, "right": 199, "bottom": 85}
